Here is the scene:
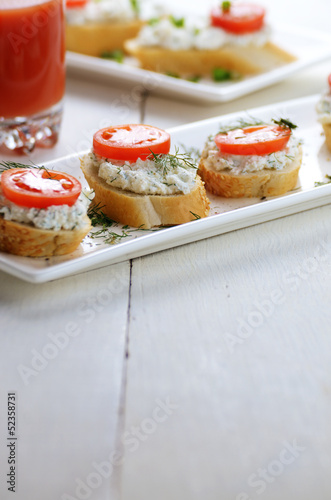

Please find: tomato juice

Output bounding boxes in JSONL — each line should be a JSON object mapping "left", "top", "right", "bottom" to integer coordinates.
{"left": 0, "top": 0, "right": 65, "bottom": 119}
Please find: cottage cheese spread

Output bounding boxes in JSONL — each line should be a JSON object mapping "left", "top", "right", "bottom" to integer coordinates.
{"left": 136, "top": 17, "right": 270, "bottom": 50}
{"left": 316, "top": 92, "right": 331, "bottom": 125}
{"left": 83, "top": 152, "right": 197, "bottom": 196}
{"left": 201, "top": 134, "right": 300, "bottom": 175}
{"left": 0, "top": 188, "right": 93, "bottom": 231}
{"left": 66, "top": 0, "right": 137, "bottom": 25}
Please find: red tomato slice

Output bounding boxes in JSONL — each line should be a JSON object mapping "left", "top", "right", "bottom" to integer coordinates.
{"left": 1, "top": 169, "right": 82, "bottom": 209}
{"left": 328, "top": 73, "right": 331, "bottom": 90}
{"left": 93, "top": 124, "right": 171, "bottom": 162}
{"left": 210, "top": 3, "right": 265, "bottom": 34}
{"left": 66, "top": 0, "right": 89, "bottom": 8}
{"left": 214, "top": 125, "right": 291, "bottom": 156}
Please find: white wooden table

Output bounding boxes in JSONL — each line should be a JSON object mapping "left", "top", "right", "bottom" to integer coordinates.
{"left": 1, "top": 1, "right": 331, "bottom": 499}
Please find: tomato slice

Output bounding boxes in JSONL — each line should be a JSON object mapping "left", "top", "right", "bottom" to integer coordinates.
{"left": 328, "top": 73, "right": 331, "bottom": 90}
{"left": 210, "top": 3, "right": 265, "bottom": 34}
{"left": 66, "top": 0, "right": 89, "bottom": 8}
{"left": 1, "top": 169, "right": 82, "bottom": 209}
{"left": 93, "top": 124, "right": 171, "bottom": 162}
{"left": 214, "top": 125, "right": 291, "bottom": 156}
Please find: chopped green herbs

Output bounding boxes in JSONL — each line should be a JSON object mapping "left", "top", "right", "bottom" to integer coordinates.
{"left": 314, "top": 175, "right": 331, "bottom": 187}
{"left": 148, "top": 148, "right": 198, "bottom": 176}
{"left": 129, "top": 0, "right": 140, "bottom": 15}
{"left": 213, "top": 67, "right": 232, "bottom": 82}
{"left": 217, "top": 116, "right": 264, "bottom": 134}
{"left": 178, "top": 144, "right": 201, "bottom": 163}
{"left": 166, "top": 72, "right": 180, "bottom": 79}
{"left": 187, "top": 75, "right": 201, "bottom": 83}
{"left": 272, "top": 118, "right": 298, "bottom": 130}
{"left": 87, "top": 202, "right": 163, "bottom": 244}
{"left": 0, "top": 160, "right": 48, "bottom": 175}
{"left": 169, "top": 15, "right": 185, "bottom": 28}
{"left": 216, "top": 116, "right": 298, "bottom": 135}
{"left": 212, "top": 67, "right": 241, "bottom": 82}
{"left": 148, "top": 17, "right": 160, "bottom": 26}
{"left": 100, "top": 50, "right": 124, "bottom": 63}
{"left": 222, "top": 1, "right": 231, "bottom": 12}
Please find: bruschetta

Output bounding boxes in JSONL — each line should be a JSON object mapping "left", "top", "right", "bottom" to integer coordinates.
{"left": 0, "top": 165, "right": 91, "bottom": 257}
{"left": 198, "top": 119, "right": 302, "bottom": 198}
{"left": 125, "top": 2, "right": 296, "bottom": 78}
{"left": 80, "top": 124, "right": 210, "bottom": 228}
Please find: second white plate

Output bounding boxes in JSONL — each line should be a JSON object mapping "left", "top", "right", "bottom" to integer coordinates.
{"left": 66, "top": 24, "right": 331, "bottom": 103}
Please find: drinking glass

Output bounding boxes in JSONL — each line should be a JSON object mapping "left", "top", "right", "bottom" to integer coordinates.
{"left": 0, "top": 0, "right": 65, "bottom": 154}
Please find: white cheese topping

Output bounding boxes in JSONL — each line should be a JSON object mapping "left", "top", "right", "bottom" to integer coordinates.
{"left": 201, "top": 134, "right": 300, "bottom": 175}
{"left": 0, "top": 187, "right": 93, "bottom": 231}
{"left": 136, "top": 17, "right": 270, "bottom": 50}
{"left": 66, "top": 0, "right": 137, "bottom": 25}
{"left": 316, "top": 92, "right": 331, "bottom": 125}
{"left": 81, "top": 152, "right": 197, "bottom": 196}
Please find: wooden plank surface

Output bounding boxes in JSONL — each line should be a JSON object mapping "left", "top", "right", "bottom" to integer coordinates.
{"left": 121, "top": 205, "right": 331, "bottom": 500}
{"left": 0, "top": 263, "right": 131, "bottom": 500}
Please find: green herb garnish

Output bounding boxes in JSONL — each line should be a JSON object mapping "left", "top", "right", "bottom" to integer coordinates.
{"left": 169, "top": 15, "right": 185, "bottom": 28}
{"left": 148, "top": 17, "right": 160, "bottom": 26}
{"left": 217, "top": 116, "right": 264, "bottom": 134}
{"left": 166, "top": 72, "right": 180, "bottom": 79}
{"left": 187, "top": 75, "right": 201, "bottom": 83}
{"left": 129, "top": 0, "right": 140, "bottom": 15}
{"left": 222, "top": 1, "right": 231, "bottom": 12}
{"left": 100, "top": 50, "right": 124, "bottom": 63}
{"left": 190, "top": 211, "right": 201, "bottom": 220}
{"left": 212, "top": 67, "right": 232, "bottom": 82}
{"left": 272, "top": 118, "right": 298, "bottom": 130}
{"left": 178, "top": 144, "right": 201, "bottom": 163}
{"left": 148, "top": 148, "right": 197, "bottom": 177}
{"left": 212, "top": 67, "right": 241, "bottom": 82}
{"left": 87, "top": 203, "right": 132, "bottom": 244}
{"left": 314, "top": 175, "right": 331, "bottom": 187}
{"left": 0, "top": 160, "right": 40, "bottom": 173}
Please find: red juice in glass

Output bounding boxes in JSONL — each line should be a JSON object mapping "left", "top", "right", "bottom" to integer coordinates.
{"left": 0, "top": 0, "right": 65, "bottom": 153}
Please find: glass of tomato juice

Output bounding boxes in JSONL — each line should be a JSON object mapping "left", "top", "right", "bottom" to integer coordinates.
{"left": 0, "top": 0, "right": 65, "bottom": 154}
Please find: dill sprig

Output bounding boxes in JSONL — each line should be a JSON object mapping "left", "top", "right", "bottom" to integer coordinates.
{"left": 272, "top": 118, "right": 297, "bottom": 130}
{"left": 217, "top": 116, "right": 298, "bottom": 135}
{"left": 178, "top": 144, "right": 202, "bottom": 162}
{"left": 148, "top": 147, "right": 198, "bottom": 175}
{"left": 87, "top": 202, "right": 117, "bottom": 228}
{"left": 90, "top": 227, "right": 131, "bottom": 245}
{"left": 129, "top": 0, "right": 140, "bottom": 15}
{"left": 315, "top": 175, "right": 331, "bottom": 187}
{"left": 0, "top": 160, "right": 42, "bottom": 173}
{"left": 217, "top": 116, "right": 264, "bottom": 134}
{"left": 87, "top": 202, "right": 132, "bottom": 244}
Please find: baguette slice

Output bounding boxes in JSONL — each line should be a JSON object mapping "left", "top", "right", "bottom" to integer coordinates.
{"left": 322, "top": 123, "right": 331, "bottom": 153}
{"left": 198, "top": 146, "right": 302, "bottom": 198}
{"left": 124, "top": 39, "right": 296, "bottom": 75}
{"left": 66, "top": 20, "right": 144, "bottom": 56}
{"left": 81, "top": 159, "right": 210, "bottom": 229}
{"left": 0, "top": 215, "right": 91, "bottom": 257}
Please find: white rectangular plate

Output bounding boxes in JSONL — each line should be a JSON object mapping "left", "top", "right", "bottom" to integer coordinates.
{"left": 66, "top": 25, "right": 331, "bottom": 103}
{"left": 1, "top": 94, "right": 331, "bottom": 283}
